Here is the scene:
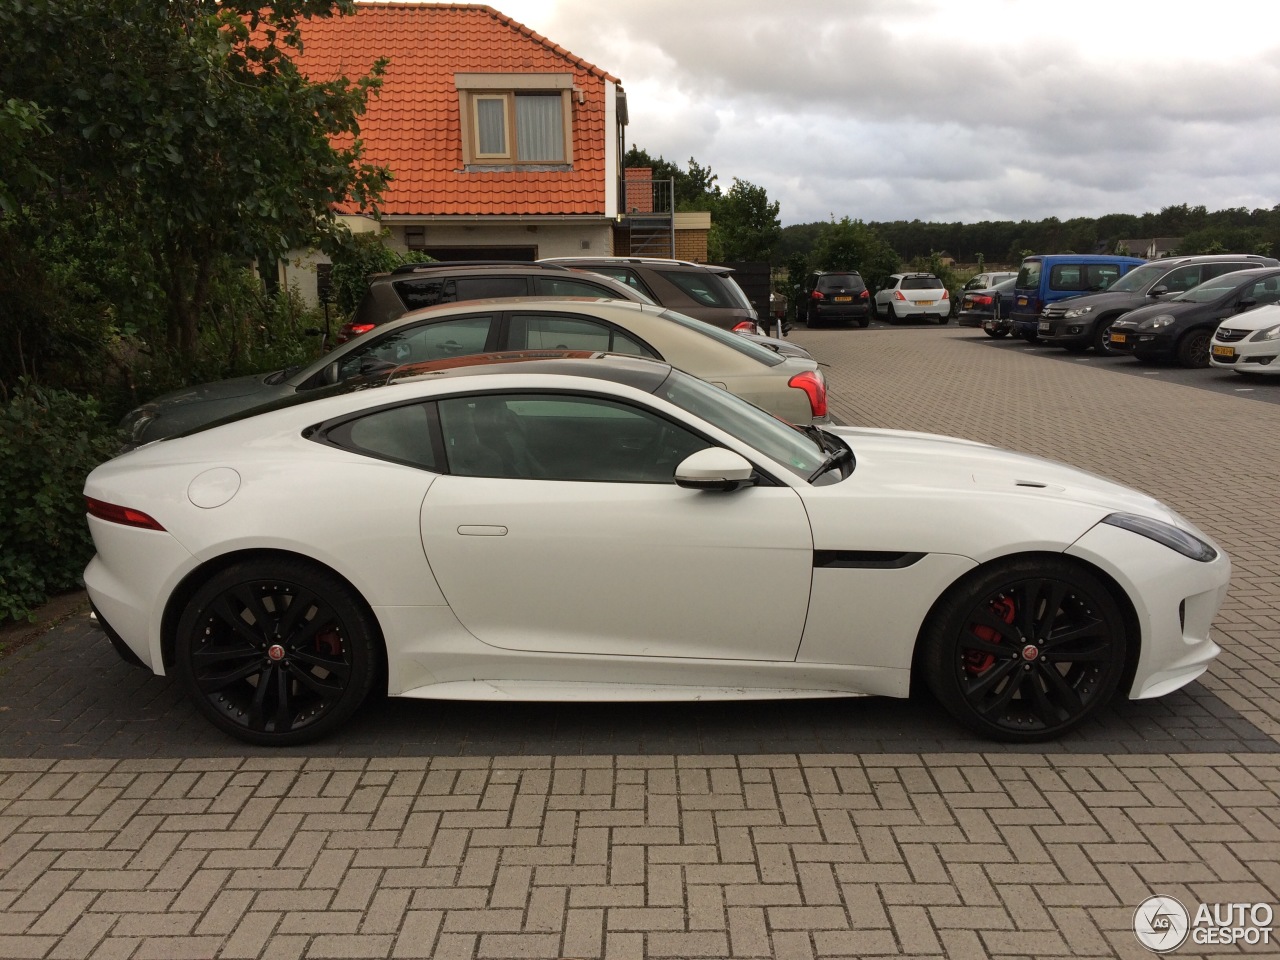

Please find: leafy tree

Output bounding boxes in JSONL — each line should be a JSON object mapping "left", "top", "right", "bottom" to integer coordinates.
{"left": 812, "top": 217, "right": 899, "bottom": 291}
{"left": 709, "top": 178, "right": 780, "bottom": 262}
{"left": 0, "top": 0, "right": 390, "bottom": 361}
{"left": 622, "top": 147, "right": 721, "bottom": 212}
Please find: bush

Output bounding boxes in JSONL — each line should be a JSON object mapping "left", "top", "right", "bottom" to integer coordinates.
{"left": 0, "top": 381, "right": 120, "bottom": 622}
{"left": 329, "top": 231, "right": 434, "bottom": 317}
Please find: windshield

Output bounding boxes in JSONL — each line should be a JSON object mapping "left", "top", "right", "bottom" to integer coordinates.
{"left": 1172, "top": 275, "right": 1250, "bottom": 303}
{"left": 1106, "top": 261, "right": 1166, "bottom": 293}
{"left": 659, "top": 309, "right": 783, "bottom": 366}
{"left": 1016, "top": 259, "right": 1041, "bottom": 289}
{"left": 654, "top": 368, "right": 826, "bottom": 480}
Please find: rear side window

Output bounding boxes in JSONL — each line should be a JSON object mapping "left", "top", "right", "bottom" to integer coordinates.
{"left": 1016, "top": 260, "right": 1042, "bottom": 289}
{"left": 327, "top": 403, "right": 440, "bottom": 470}
{"left": 394, "top": 278, "right": 457, "bottom": 311}
{"left": 454, "top": 277, "right": 529, "bottom": 300}
{"left": 1203, "top": 262, "right": 1260, "bottom": 282}
{"left": 655, "top": 270, "right": 737, "bottom": 307}
{"left": 901, "top": 276, "right": 943, "bottom": 290}
{"left": 1086, "top": 264, "right": 1121, "bottom": 290}
{"left": 577, "top": 266, "right": 656, "bottom": 299}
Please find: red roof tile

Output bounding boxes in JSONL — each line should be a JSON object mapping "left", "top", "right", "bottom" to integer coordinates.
{"left": 293, "top": 3, "right": 616, "bottom": 217}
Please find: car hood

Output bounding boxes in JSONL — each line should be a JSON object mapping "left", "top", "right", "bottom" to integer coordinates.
{"left": 1215, "top": 303, "right": 1280, "bottom": 331}
{"left": 827, "top": 425, "right": 1182, "bottom": 523}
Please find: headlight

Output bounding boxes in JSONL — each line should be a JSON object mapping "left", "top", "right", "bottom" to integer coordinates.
{"left": 1101, "top": 512, "right": 1217, "bottom": 562}
{"left": 1138, "top": 314, "right": 1176, "bottom": 331}
{"left": 1250, "top": 322, "right": 1280, "bottom": 342}
{"left": 1062, "top": 305, "right": 1093, "bottom": 319}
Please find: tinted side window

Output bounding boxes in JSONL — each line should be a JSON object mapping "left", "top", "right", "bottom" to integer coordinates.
{"left": 654, "top": 270, "right": 734, "bottom": 307}
{"left": 506, "top": 312, "right": 657, "bottom": 358}
{"left": 578, "top": 266, "right": 656, "bottom": 299}
{"left": 1202, "top": 262, "right": 1257, "bottom": 282}
{"left": 1158, "top": 265, "right": 1206, "bottom": 292}
{"left": 1049, "top": 265, "right": 1083, "bottom": 291}
{"left": 534, "top": 277, "right": 616, "bottom": 298}
{"left": 336, "top": 316, "right": 496, "bottom": 380}
{"left": 454, "top": 276, "right": 529, "bottom": 300}
{"left": 328, "top": 403, "right": 439, "bottom": 470}
{"left": 1086, "top": 264, "right": 1121, "bottom": 290}
{"left": 395, "top": 278, "right": 457, "bottom": 311}
{"left": 1244, "top": 275, "right": 1280, "bottom": 305}
{"left": 439, "top": 393, "right": 709, "bottom": 482}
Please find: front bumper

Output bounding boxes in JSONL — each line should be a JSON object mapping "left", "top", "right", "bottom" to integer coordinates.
{"left": 1066, "top": 520, "right": 1230, "bottom": 700}
{"left": 1105, "top": 327, "right": 1172, "bottom": 359}
{"left": 1209, "top": 336, "right": 1280, "bottom": 373}
{"left": 1036, "top": 317, "right": 1092, "bottom": 346}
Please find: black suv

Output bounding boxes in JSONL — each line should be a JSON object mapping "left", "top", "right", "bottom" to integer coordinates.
{"left": 537, "top": 257, "right": 760, "bottom": 333}
{"left": 796, "top": 271, "right": 871, "bottom": 328}
{"left": 1035, "top": 254, "right": 1278, "bottom": 354}
{"left": 343, "top": 262, "right": 651, "bottom": 342}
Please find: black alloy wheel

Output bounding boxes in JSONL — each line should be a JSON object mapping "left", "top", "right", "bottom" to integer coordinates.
{"left": 1177, "top": 329, "right": 1213, "bottom": 369}
{"left": 176, "top": 558, "right": 378, "bottom": 745}
{"left": 886, "top": 302, "right": 899, "bottom": 325}
{"left": 922, "top": 558, "right": 1127, "bottom": 741}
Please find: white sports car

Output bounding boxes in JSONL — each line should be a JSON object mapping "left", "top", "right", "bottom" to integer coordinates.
{"left": 84, "top": 354, "right": 1230, "bottom": 746}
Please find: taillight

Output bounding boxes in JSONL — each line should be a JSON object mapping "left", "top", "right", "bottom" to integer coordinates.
{"left": 810, "top": 290, "right": 824, "bottom": 301}
{"left": 941, "top": 289, "right": 949, "bottom": 300}
{"left": 85, "top": 497, "right": 166, "bottom": 531}
{"left": 973, "top": 294, "right": 993, "bottom": 307}
{"left": 859, "top": 289, "right": 869, "bottom": 300}
{"left": 338, "top": 322, "right": 376, "bottom": 344}
{"left": 893, "top": 291, "right": 907, "bottom": 301}
{"left": 732, "top": 321, "right": 757, "bottom": 333}
{"left": 788, "top": 369, "right": 827, "bottom": 420}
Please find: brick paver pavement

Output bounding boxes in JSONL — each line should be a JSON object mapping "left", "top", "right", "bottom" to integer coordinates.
{"left": 1, "top": 326, "right": 1279, "bottom": 959}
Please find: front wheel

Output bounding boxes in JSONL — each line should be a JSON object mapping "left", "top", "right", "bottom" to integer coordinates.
{"left": 1093, "top": 317, "right": 1121, "bottom": 355}
{"left": 1177, "top": 329, "right": 1212, "bottom": 368}
{"left": 175, "top": 558, "right": 379, "bottom": 746}
{"left": 921, "top": 557, "right": 1127, "bottom": 741}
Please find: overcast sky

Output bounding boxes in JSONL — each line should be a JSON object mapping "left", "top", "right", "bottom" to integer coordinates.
{"left": 486, "top": 0, "right": 1280, "bottom": 226}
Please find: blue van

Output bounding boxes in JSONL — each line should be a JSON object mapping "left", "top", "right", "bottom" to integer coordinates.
{"left": 1010, "top": 254, "right": 1146, "bottom": 341}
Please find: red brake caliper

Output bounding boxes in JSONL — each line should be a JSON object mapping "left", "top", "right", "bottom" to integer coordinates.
{"left": 964, "top": 596, "right": 1015, "bottom": 675}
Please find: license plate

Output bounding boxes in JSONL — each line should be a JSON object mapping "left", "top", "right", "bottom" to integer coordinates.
{"left": 1038, "top": 322, "right": 1050, "bottom": 333}
{"left": 916, "top": 300, "right": 936, "bottom": 307}
{"left": 833, "top": 295, "right": 852, "bottom": 302}
{"left": 1017, "top": 296, "right": 1028, "bottom": 307}
{"left": 1110, "top": 332, "right": 1127, "bottom": 344}
{"left": 1212, "top": 344, "right": 1235, "bottom": 359}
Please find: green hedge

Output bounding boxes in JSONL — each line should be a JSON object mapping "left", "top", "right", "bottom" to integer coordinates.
{"left": 0, "top": 382, "right": 119, "bottom": 622}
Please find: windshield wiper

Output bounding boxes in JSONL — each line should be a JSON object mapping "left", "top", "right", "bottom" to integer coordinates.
{"left": 806, "top": 444, "right": 852, "bottom": 482}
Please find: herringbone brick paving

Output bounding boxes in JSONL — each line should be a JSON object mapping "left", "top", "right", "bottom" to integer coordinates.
{"left": 1, "top": 326, "right": 1277, "bottom": 958}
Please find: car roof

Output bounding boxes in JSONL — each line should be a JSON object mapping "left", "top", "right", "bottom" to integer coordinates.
{"left": 539, "top": 257, "right": 734, "bottom": 273}
{"left": 390, "top": 352, "right": 674, "bottom": 391}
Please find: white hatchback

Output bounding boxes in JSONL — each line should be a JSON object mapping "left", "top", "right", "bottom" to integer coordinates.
{"left": 874, "top": 273, "right": 951, "bottom": 324}
{"left": 1210, "top": 303, "right": 1280, "bottom": 375}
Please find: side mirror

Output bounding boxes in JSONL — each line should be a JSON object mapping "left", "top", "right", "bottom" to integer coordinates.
{"left": 1237, "top": 297, "right": 1257, "bottom": 311}
{"left": 675, "top": 447, "right": 756, "bottom": 492}
{"left": 1150, "top": 285, "right": 1169, "bottom": 297}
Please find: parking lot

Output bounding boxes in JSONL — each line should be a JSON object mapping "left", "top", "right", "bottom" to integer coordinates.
{"left": 1, "top": 323, "right": 1279, "bottom": 959}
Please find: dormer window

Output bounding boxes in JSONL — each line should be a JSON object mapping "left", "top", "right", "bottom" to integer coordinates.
{"left": 456, "top": 73, "right": 574, "bottom": 168}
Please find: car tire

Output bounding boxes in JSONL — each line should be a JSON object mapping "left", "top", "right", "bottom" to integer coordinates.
{"left": 935, "top": 314, "right": 949, "bottom": 325}
{"left": 920, "top": 557, "right": 1127, "bottom": 742}
{"left": 1176, "top": 329, "right": 1213, "bottom": 369}
{"left": 886, "top": 303, "right": 899, "bottom": 325}
{"left": 859, "top": 317, "right": 870, "bottom": 329}
{"left": 983, "top": 327, "right": 1009, "bottom": 339}
{"left": 175, "top": 557, "right": 379, "bottom": 746}
{"left": 1093, "top": 317, "right": 1121, "bottom": 355}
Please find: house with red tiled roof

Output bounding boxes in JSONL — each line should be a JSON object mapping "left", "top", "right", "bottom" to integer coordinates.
{"left": 281, "top": 2, "right": 654, "bottom": 302}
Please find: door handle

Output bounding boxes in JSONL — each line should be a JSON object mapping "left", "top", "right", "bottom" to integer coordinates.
{"left": 457, "top": 525, "right": 508, "bottom": 537}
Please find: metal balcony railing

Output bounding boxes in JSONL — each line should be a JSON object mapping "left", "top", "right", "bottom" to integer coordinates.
{"left": 620, "top": 177, "right": 675, "bottom": 258}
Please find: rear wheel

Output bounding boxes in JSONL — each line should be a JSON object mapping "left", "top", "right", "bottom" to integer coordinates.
{"left": 921, "top": 557, "right": 1127, "bottom": 741}
{"left": 859, "top": 317, "right": 870, "bottom": 329}
{"left": 984, "top": 327, "right": 1009, "bottom": 339}
{"left": 1177, "top": 329, "right": 1212, "bottom": 368}
{"left": 176, "top": 558, "right": 379, "bottom": 746}
{"left": 886, "top": 303, "right": 899, "bottom": 325}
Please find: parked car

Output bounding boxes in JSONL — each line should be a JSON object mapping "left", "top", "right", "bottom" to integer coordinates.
{"left": 346, "top": 260, "right": 812, "bottom": 359}
{"left": 120, "top": 299, "right": 830, "bottom": 447}
{"left": 1107, "top": 268, "right": 1280, "bottom": 367}
{"left": 796, "top": 270, "right": 872, "bottom": 328}
{"left": 873, "top": 273, "right": 951, "bottom": 324}
{"left": 1210, "top": 303, "right": 1280, "bottom": 376}
{"left": 958, "top": 276, "right": 1017, "bottom": 334}
{"left": 1034, "top": 254, "right": 1277, "bottom": 354}
{"left": 962, "top": 271, "right": 1016, "bottom": 293}
{"left": 86, "top": 353, "right": 1229, "bottom": 746}
{"left": 1010, "top": 254, "right": 1146, "bottom": 341}
{"left": 537, "top": 257, "right": 760, "bottom": 333}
